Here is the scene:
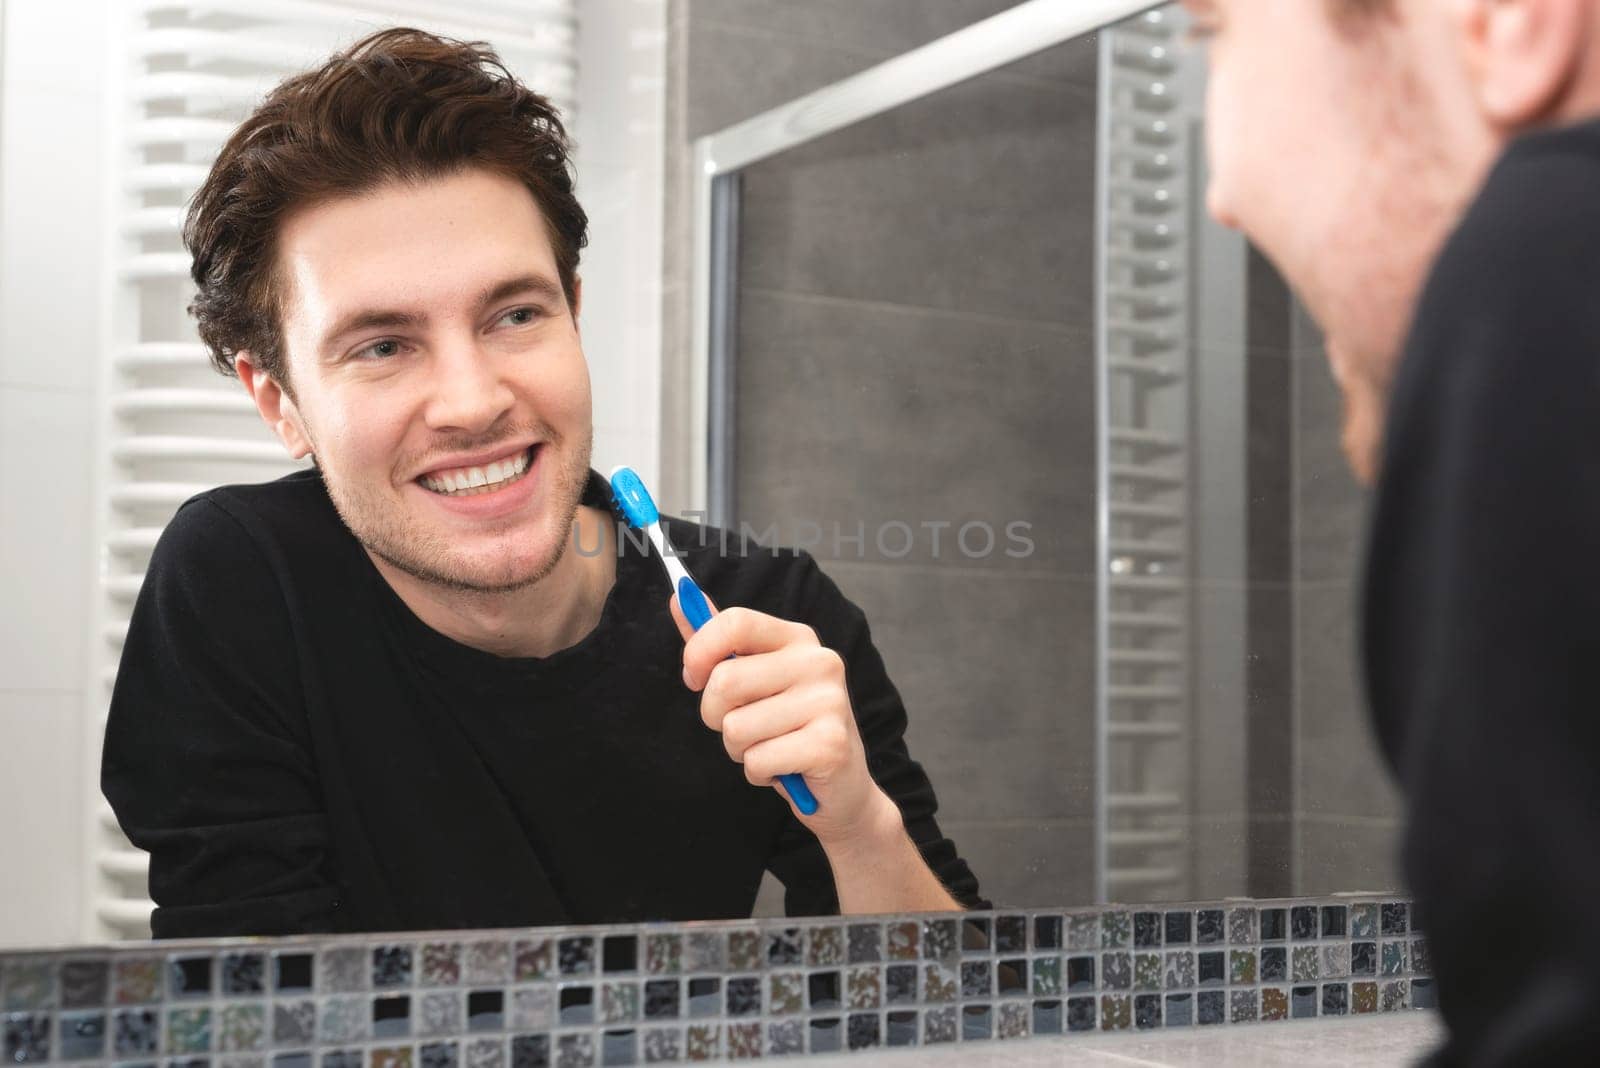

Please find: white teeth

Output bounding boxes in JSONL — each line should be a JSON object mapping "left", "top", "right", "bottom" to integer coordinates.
{"left": 420, "top": 447, "right": 533, "bottom": 496}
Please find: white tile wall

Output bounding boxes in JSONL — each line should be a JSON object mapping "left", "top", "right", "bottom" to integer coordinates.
{"left": 0, "top": 0, "right": 109, "bottom": 946}
{"left": 0, "top": 40, "right": 106, "bottom": 391}
{"left": 575, "top": 0, "right": 667, "bottom": 493}
{"left": 0, "top": 385, "right": 96, "bottom": 693}
{"left": 0, "top": 690, "right": 85, "bottom": 946}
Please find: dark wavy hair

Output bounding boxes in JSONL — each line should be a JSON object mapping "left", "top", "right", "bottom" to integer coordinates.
{"left": 184, "top": 26, "right": 588, "bottom": 397}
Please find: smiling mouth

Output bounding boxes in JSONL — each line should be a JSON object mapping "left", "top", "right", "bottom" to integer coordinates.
{"left": 417, "top": 445, "right": 536, "bottom": 497}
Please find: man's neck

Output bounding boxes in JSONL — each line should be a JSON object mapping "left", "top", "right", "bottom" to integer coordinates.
{"left": 369, "top": 503, "right": 617, "bottom": 659}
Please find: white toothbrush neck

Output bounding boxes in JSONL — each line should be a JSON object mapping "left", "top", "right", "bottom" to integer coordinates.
{"left": 646, "top": 521, "right": 692, "bottom": 588}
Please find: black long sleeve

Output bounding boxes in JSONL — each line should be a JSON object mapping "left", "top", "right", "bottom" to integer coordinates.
{"left": 102, "top": 469, "right": 986, "bottom": 936}
{"left": 1363, "top": 118, "right": 1600, "bottom": 1065}
{"left": 102, "top": 498, "right": 342, "bottom": 936}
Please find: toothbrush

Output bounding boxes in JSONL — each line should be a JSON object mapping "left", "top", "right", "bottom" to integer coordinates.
{"left": 608, "top": 465, "right": 821, "bottom": 816}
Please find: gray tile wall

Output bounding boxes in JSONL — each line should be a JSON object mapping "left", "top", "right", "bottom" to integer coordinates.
{"left": 1244, "top": 249, "right": 1296, "bottom": 896}
{"left": 714, "top": 26, "right": 1100, "bottom": 909}
{"left": 1289, "top": 306, "right": 1403, "bottom": 894}
{"left": 660, "top": 0, "right": 1043, "bottom": 508}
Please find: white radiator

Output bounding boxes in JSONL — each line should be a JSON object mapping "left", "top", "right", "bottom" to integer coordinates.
{"left": 84, "top": 0, "right": 577, "bottom": 941}
{"left": 1095, "top": 4, "right": 1197, "bottom": 903}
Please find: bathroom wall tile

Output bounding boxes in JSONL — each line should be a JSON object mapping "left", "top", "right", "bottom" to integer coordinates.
{"left": 0, "top": 693, "right": 83, "bottom": 951}
{"left": 0, "top": 895, "right": 1431, "bottom": 1065}
{"left": 1380, "top": 980, "right": 1411, "bottom": 1012}
{"left": 218, "top": 1004, "right": 265, "bottom": 1052}
{"left": 3, "top": 1012, "right": 50, "bottom": 1063}
{"left": 685, "top": 21, "right": 884, "bottom": 138}
{"left": 1296, "top": 581, "right": 1406, "bottom": 829}
{"left": 692, "top": 0, "right": 1011, "bottom": 73}
{"left": 935, "top": 819, "right": 1096, "bottom": 910}
{"left": 846, "top": 925, "right": 880, "bottom": 965}
{"left": 908, "top": 728, "right": 1093, "bottom": 824}
{"left": 422, "top": 946, "right": 462, "bottom": 988}
{"left": 643, "top": 935, "right": 681, "bottom": 977}
{"left": 56, "top": 1009, "right": 104, "bottom": 1060}
{"left": 1163, "top": 952, "right": 1193, "bottom": 990}
{"left": 112, "top": 960, "right": 162, "bottom": 1006}
{"left": 736, "top": 77, "right": 1096, "bottom": 328}
{"left": 1297, "top": 818, "right": 1403, "bottom": 898}
{"left": 512, "top": 940, "right": 552, "bottom": 983}
{"left": 923, "top": 1005, "right": 957, "bottom": 1044}
{"left": 0, "top": 81, "right": 104, "bottom": 393}
{"left": 1246, "top": 352, "right": 1295, "bottom": 584}
{"left": 222, "top": 954, "right": 266, "bottom": 997}
{"left": 1294, "top": 352, "right": 1370, "bottom": 584}
{"left": 273, "top": 1001, "right": 314, "bottom": 1046}
{"left": 921, "top": 962, "right": 956, "bottom": 1005}
{"left": 824, "top": 563, "right": 1095, "bottom": 739}
{"left": 58, "top": 963, "right": 107, "bottom": 1010}
{"left": 1, "top": 959, "right": 52, "bottom": 1012}
{"left": 734, "top": 290, "right": 1097, "bottom": 575}
{"left": 319, "top": 950, "right": 367, "bottom": 995}
{"left": 557, "top": 938, "right": 595, "bottom": 979}
{"left": 845, "top": 968, "right": 880, "bottom": 1011}
{"left": 0, "top": 387, "right": 95, "bottom": 694}
{"left": 464, "top": 940, "right": 512, "bottom": 984}
{"left": 804, "top": 928, "right": 843, "bottom": 968}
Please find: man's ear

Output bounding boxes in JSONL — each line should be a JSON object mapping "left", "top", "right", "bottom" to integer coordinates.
{"left": 1455, "top": 0, "right": 1589, "bottom": 128}
{"left": 235, "top": 352, "right": 313, "bottom": 460}
{"left": 570, "top": 275, "right": 582, "bottom": 336}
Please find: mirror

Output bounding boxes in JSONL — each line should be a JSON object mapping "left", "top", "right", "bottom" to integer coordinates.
{"left": 706, "top": 1, "right": 1398, "bottom": 910}
{"left": 0, "top": 0, "right": 1400, "bottom": 949}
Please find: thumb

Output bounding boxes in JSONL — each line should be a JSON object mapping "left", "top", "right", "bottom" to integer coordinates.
{"left": 668, "top": 589, "right": 694, "bottom": 642}
{"left": 668, "top": 585, "right": 719, "bottom": 642}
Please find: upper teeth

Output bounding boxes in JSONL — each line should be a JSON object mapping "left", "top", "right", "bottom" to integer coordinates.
{"left": 420, "top": 448, "right": 530, "bottom": 495}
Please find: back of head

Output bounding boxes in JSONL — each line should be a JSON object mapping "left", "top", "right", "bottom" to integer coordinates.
{"left": 183, "top": 27, "right": 589, "bottom": 396}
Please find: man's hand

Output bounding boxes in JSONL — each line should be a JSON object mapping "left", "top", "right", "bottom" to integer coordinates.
{"left": 670, "top": 591, "right": 900, "bottom": 850}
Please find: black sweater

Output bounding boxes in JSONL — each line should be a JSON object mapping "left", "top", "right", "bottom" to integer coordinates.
{"left": 1364, "top": 117, "right": 1600, "bottom": 1064}
{"left": 102, "top": 468, "right": 986, "bottom": 937}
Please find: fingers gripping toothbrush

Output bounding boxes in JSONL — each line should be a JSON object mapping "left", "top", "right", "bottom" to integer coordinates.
{"left": 608, "top": 465, "right": 821, "bottom": 816}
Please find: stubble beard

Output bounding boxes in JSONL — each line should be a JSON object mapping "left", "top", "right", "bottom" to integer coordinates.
{"left": 322, "top": 427, "right": 594, "bottom": 597}
{"left": 1313, "top": 56, "right": 1463, "bottom": 489}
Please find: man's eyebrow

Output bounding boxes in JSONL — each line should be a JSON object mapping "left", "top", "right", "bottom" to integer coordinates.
{"left": 318, "top": 274, "right": 565, "bottom": 355}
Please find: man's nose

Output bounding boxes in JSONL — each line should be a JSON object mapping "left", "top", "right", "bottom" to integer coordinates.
{"left": 424, "top": 342, "right": 516, "bottom": 432}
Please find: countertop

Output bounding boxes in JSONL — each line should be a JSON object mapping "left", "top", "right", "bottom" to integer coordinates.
{"left": 797, "top": 1012, "right": 1443, "bottom": 1067}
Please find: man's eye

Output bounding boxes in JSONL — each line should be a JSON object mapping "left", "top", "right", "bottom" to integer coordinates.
{"left": 354, "top": 339, "right": 403, "bottom": 361}
{"left": 500, "top": 306, "right": 542, "bottom": 326}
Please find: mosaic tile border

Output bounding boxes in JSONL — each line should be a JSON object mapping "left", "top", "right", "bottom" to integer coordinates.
{"left": 0, "top": 895, "right": 1432, "bottom": 1065}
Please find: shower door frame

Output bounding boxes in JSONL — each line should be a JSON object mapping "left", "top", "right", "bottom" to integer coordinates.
{"left": 688, "top": 0, "right": 1161, "bottom": 903}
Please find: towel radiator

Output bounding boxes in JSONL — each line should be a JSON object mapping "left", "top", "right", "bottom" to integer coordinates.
{"left": 1094, "top": 4, "right": 1196, "bottom": 903}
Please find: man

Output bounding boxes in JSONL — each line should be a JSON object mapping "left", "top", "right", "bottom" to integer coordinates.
{"left": 101, "top": 27, "right": 985, "bottom": 936}
{"left": 1185, "top": 0, "right": 1600, "bottom": 1061}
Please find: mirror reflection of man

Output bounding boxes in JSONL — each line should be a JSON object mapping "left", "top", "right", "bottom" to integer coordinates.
{"left": 1185, "top": 0, "right": 1600, "bottom": 1061}
{"left": 101, "top": 28, "right": 986, "bottom": 937}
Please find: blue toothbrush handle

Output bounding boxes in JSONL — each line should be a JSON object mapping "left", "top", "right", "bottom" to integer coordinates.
{"left": 678, "top": 576, "right": 821, "bottom": 816}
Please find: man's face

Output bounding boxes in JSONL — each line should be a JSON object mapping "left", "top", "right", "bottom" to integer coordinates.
{"left": 1184, "top": 0, "right": 1480, "bottom": 482}
{"left": 261, "top": 167, "right": 594, "bottom": 595}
